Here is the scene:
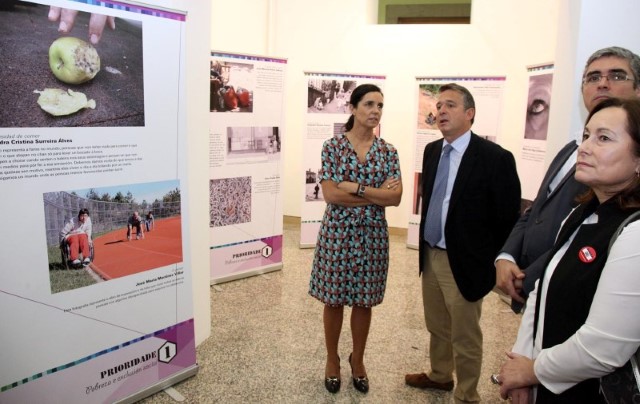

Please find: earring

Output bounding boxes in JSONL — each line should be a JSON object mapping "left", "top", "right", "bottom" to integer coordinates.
{"left": 636, "top": 168, "right": 640, "bottom": 178}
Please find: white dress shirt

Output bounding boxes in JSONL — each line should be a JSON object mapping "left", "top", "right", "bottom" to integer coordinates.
{"left": 433, "top": 130, "right": 471, "bottom": 249}
{"left": 512, "top": 213, "right": 640, "bottom": 394}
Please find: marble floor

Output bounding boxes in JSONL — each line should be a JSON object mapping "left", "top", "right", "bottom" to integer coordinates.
{"left": 141, "top": 218, "right": 522, "bottom": 403}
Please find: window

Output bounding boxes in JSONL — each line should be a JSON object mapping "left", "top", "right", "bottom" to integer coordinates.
{"left": 378, "top": 0, "right": 472, "bottom": 25}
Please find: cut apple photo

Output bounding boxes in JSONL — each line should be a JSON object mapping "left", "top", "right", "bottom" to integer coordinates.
{"left": 49, "top": 36, "right": 101, "bottom": 85}
{"left": 0, "top": 1, "right": 145, "bottom": 127}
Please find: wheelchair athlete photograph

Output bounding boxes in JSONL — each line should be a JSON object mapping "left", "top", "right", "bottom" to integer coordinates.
{"left": 59, "top": 208, "right": 95, "bottom": 269}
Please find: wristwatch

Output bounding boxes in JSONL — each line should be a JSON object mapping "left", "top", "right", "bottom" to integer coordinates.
{"left": 357, "top": 184, "right": 365, "bottom": 197}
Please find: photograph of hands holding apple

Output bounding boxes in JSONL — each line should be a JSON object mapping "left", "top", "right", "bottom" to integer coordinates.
{"left": 0, "top": 1, "right": 144, "bottom": 127}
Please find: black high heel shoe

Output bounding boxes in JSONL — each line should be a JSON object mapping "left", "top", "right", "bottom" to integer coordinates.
{"left": 349, "top": 353, "right": 369, "bottom": 393}
{"left": 324, "top": 356, "right": 341, "bottom": 394}
{"left": 324, "top": 376, "right": 341, "bottom": 394}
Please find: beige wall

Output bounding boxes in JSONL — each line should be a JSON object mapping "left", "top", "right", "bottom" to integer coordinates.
{"left": 547, "top": 0, "right": 640, "bottom": 160}
{"left": 158, "top": 0, "right": 638, "bottom": 345}
{"left": 210, "top": 0, "right": 559, "bottom": 226}
{"left": 269, "top": 0, "right": 636, "bottom": 217}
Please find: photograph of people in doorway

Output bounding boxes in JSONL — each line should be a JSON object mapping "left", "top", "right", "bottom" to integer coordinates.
{"left": 305, "top": 167, "right": 324, "bottom": 202}
{"left": 307, "top": 79, "right": 356, "bottom": 114}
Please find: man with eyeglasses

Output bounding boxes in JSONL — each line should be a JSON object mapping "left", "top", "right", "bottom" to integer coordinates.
{"left": 495, "top": 46, "right": 640, "bottom": 313}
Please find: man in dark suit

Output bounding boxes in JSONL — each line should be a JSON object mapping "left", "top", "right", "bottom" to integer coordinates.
{"left": 495, "top": 46, "right": 640, "bottom": 313}
{"left": 405, "top": 83, "right": 521, "bottom": 403}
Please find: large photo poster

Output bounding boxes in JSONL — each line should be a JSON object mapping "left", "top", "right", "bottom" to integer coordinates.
{"left": 209, "top": 52, "right": 286, "bottom": 283}
{"left": 407, "top": 77, "right": 506, "bottom": 248}
{"left": 0, "top": 1, "right": 196, "bottom": 402}
{"left": 300, "top": 72, "right": 386, "bottom": 247}
{"left": 518, "top": 64, "right": 555, "bottom": 199}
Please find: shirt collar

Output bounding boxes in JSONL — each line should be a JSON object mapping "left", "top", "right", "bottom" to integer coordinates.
{"left": 444, "top": 130, "right": 471, "bottom": 154}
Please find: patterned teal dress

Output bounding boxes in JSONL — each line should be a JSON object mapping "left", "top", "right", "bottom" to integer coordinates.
{"left": 309, "top": 134, "right": 401, "bottom": 307}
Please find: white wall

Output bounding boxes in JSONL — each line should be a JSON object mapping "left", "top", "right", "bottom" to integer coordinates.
{"left": 211, "top": 0, "right": 559, "bottom": 228}
{"left": 211, "top": 1, "right": 270, "bottom": 55}
{"left": 547, "top": 0, "right": 640, "bottom": 159}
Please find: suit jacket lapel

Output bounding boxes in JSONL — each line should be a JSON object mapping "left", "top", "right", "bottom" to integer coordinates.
{"left": 540, "top": 141, "right": 578, "bottom": 204}
{"left": 448, "top": 133, "right": 478, "bottom": 211}
{"left": 546, "top": 164, "right": 576, "bottom": 199}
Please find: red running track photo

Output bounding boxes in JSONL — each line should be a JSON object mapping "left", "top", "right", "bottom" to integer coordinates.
{"left": 90, "top": 216, "right": 183, "bottom": 280}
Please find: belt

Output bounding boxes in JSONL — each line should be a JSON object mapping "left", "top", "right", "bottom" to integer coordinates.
{"left": 424, "top": 241, "right": 446, "bottom": 251}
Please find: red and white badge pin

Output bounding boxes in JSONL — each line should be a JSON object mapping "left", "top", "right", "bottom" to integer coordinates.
{"left": 578, "top": 246, "right": 597, "bottom": 263}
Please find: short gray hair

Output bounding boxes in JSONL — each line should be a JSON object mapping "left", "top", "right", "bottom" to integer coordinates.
{"left": 583, "top": 46, "right": 640, "bottom": 89}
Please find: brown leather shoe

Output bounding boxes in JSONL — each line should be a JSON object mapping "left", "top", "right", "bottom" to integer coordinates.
{"left": 405, "top": 372, "right": 454, "bottom": 391}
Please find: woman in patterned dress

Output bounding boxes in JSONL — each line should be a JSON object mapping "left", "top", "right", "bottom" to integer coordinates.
{"left": 308, "top": 84, "right": 402, "bottom": 394}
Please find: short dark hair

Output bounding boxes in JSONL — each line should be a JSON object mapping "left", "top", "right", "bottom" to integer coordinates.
{"left": 579, "top": 97, "right": 640, "bottom": 208}
{"left": 344, "top": 84, "right": 383, "bottom": 132}
{"left": 439, "top": 83, "right": 476, "bottom": 124}
{"left": 583, "top": 46, "right": 640, "bottom": 89}
{"left": 78, "top": 208, "right": 89, "bottom": 218}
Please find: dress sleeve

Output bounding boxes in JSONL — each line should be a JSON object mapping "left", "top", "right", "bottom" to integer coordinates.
{"left": 534, "top": 220, "right": 640, "bottom": 393}
{"left": 384, "top": 143, "right": 401, "bottom": 179}
{"left": 319, "top": 137, "right": 340, "bottom": 183}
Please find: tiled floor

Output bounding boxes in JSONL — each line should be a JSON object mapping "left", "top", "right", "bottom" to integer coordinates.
{"left": 141, "top": 218, "right": 521, "bottom": 403}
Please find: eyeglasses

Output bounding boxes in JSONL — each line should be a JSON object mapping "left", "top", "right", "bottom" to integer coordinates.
{"left": 582, "top": 72, "right": 633, "bottom": 85}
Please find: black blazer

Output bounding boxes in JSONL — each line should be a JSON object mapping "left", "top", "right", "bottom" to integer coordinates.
{"left": 418, "top": 133, "right": 521, "bottom": 302}
{"left": 500, "top": 140, "right": 588, "bottom": 310}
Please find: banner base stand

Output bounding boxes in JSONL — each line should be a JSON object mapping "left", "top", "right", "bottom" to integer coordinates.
{"left": 114, "top": 364, "right": 199, "bottom": 404}
{"left": 211, "top": 264, "right": 282, "bottom": 285}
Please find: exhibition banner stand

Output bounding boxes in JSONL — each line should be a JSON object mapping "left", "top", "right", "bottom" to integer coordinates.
{"left": 0, "top": 1, "right": 197, "bottom": 402}
{"left": 407, "top": 77, "right": 506, "bottom": 248}
{"left": 208, "top": 51, "right": 287, "bottom": 283}
{"left": 300, "top": 72, "right": 385, "bottom": 248}
{"left": 518, "top": 63, "right": 555, "bottom": 200}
